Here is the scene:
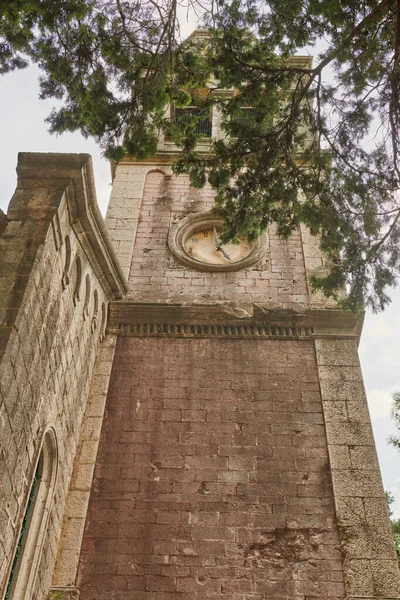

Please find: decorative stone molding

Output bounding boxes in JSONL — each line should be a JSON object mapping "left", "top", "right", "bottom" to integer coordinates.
{"left": 167, "top": 210, "right": 269, "bottom": 272}
{"left": 51, "top": 211, "right": 62, "bottom": 251}
{"left": 117, "top": 321, "right": 314, "bottom": 339}
{"left": 82, "top": 274, "right": 91, "bottom": 320}
{"left": 10, "top": 153, "right": 128, "bottom": 300}
{"left": 108, "top": 302, "right": 364, "bottom": 339}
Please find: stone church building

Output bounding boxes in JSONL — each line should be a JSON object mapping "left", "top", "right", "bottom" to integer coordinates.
{"left": 1, "top": 34, "right": 400, "bottom": 600}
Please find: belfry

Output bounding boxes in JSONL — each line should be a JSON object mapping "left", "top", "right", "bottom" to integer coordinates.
{"left": 1, "top": 31, "right": 399, "bottom": 600}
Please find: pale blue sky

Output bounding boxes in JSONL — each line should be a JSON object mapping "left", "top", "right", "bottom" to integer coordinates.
{"left": 1, "top": 61, "right": 400, "bottom": 516}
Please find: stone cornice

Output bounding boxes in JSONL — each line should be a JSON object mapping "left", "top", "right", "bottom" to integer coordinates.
{"left": 110, "top": 155, "right": 176, "bottom": 180}
{"left": 9, "top": 153, "right": 128, "bottom": 300}
{"left": 108, "top": 302, "right": 364, "bottom": 340}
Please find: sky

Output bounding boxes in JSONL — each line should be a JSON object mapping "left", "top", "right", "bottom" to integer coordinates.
{"left": 1, "top": 50, "right": 400, "bottom": 517}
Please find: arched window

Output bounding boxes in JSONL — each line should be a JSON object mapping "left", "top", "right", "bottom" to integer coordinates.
{"left": 5, "top": 429, "right": 58, "bottom": 600}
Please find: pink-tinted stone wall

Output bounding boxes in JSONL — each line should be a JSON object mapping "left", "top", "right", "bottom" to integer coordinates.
{"left": 127, "top": 171, "right": 309, "bottom": 306}
{"left": 77, "top": 336, "right": 345, "bottom": 600}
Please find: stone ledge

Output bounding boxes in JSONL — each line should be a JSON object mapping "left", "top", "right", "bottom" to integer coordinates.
{"left": 108, "top": 302, "right": 364, "bottom": 339}
{"left": 115, "top": 320, "right": 314, "bottom": 339}
{"left": 8, "top": 153, "right": 128, "bottom": 300}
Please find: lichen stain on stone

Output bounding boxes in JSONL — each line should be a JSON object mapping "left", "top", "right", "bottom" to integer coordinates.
{"left": 244, "top": 528, "right": 324, "bottom": 567}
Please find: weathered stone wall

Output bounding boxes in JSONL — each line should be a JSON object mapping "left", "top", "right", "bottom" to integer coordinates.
{"left": 50, "top": 334, "right": 117, "bottom": 594}
{"left": 100, "top": 158, "right": 400, "bottom": 599}
{"left": 77, "top": 336, "right": 345, "bottom": 600}
{"left": 105, "top": 164, "right": 310, "bottom": 306}
{"left": 316, "top": 337, "right": 400, "bottom": 597}
{"left": 2, "top": 151, "right": 398, "bottom": 600}
{"left": 127, "top": 170, "right": 309, "bottom": 306}
{"left": 105, "top": 163, "right": 150, "bottom": 280}
{"left": 0, "top": 154, "right": 126, "bottom": 600}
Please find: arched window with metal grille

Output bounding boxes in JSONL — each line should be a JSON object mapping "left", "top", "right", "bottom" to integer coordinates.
{"left": 4, "top": 428, "right": 58, "bottom": 600}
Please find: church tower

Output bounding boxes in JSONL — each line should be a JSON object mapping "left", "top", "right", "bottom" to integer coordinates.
{"left": 1, "top": 32, "right": 399, "bottom": 600}
{"left": 52, "top": 38, "right": 400, "bottom": 600}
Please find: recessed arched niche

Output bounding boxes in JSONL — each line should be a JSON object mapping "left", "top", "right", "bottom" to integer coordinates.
{"left": 92, "top": 289, "right": 99, "bottom": 332}
{"left": 83, "top": 274, "right": 91, "bottom": 320}
{"left": 61, "top": 235, "right": 71, "bottom": 289}
{"left": 73, "top": 255, "right": 82, "bottom": 306}
{"left": 100, "top": 302, "right": 107, "bottom": 341}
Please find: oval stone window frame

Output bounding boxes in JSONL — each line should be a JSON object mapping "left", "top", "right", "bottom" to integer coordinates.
{"left": 168, "top": 211, "right": 268, "bottom": 272}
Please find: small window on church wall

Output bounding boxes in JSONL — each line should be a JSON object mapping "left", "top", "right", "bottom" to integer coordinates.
{"left": 5, "top": 429, "right": 58, "bottom": 600}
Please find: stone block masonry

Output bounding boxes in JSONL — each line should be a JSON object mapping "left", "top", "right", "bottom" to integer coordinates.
{"left": 94, "top": 154, "right": 400, "bottom": 600}
{"left": 77, "top": 336, "right": 346, "bottom": 600}
{"left": 50, "top": 335, "right": 117, "bottom": 593}
{"left": 316, "top": 337, "right": 400, "bottom": 597}
{"left": 0, "top": 154, "right": 126, "bottom": 600}
{"left": 126, "top": 171, "right": 309, "bottom": 307}
{"left": 1, "top": 149, "right": 398, "bottom": 600}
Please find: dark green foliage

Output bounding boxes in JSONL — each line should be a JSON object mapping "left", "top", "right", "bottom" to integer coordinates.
{"left": 2, "top": 0, "right": 400, "bottom": 311}
{"left": 388, "top": 392, "right": 400, "bottom": 451}
{"left": 385, "top": 490, "right": 400, "bottom": 567}
{"left": 387, "top": 394, "right": 400, "bottom": 566}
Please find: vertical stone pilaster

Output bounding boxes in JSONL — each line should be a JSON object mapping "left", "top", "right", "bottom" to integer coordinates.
{"left": 315, "top": 336, "right": 400, "bottom": 598}
{"left": 300, "top": 223, "right": 339, "bottom": 308}
{"left": 105, "top": 165, "right": 149, "bottom": 279}
{"left": 49, "top": 334, "right": 117, "bottom": 596}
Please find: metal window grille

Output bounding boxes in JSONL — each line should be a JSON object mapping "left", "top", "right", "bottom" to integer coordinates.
{"left": 233, "top": 107, "right": 271, "bottom": 129}
{"left": 5, "top": 463, "right": 40, "bottom": 600}
{"left": 175, "top": 106, "right": 212, "bottom": 137}
{"left": 234, "top": 107, "right": 258, "bottom": 126}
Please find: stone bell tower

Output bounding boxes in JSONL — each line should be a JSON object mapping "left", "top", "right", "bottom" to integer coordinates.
{"left": 1, "top": 33, "right": 399, "bottom": 600}
{"left": 49, "top": 44, "right": 399, "bottom": 600}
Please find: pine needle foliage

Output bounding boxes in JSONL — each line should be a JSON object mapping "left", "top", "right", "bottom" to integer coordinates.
{"left": 385, "top": 490, "right": 400, "bottom": 567}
